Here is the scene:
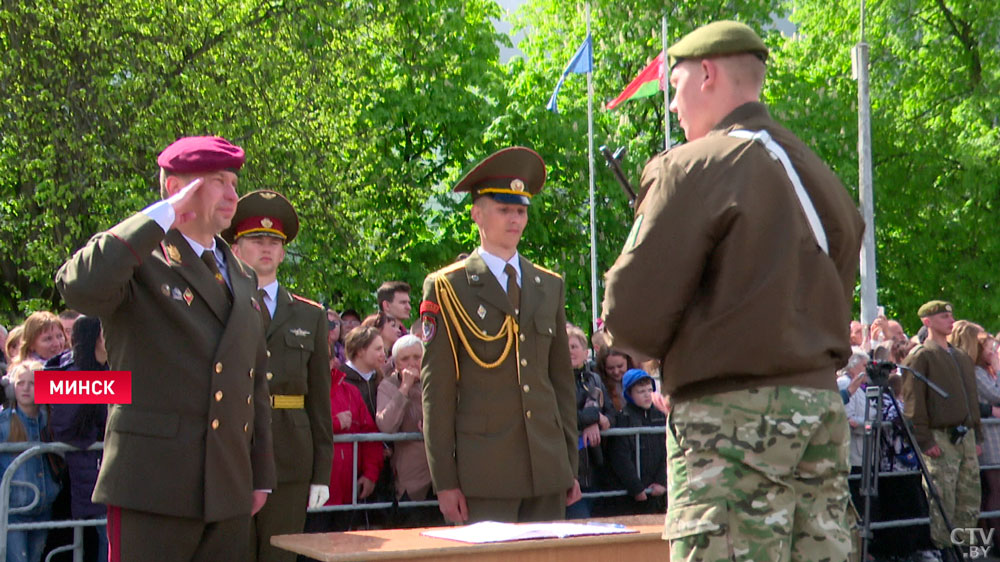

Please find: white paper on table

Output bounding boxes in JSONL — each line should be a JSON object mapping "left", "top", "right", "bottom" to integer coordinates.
{"left": 420, "top": 521, "right": 636, "bottom": 544}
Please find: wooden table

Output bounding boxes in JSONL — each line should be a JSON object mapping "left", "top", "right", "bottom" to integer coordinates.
{"left": 271, "top": 514, "right": 667, "bottom": 561}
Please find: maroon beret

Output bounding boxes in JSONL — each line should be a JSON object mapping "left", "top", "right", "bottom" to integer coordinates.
{"left": 157, "top": 136, "right": 245, "bottom": 174}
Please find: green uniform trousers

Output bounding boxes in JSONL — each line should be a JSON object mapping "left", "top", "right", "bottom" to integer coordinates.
{"left": 665, "top": 386, "right": 853, "bottom": 562}
{"left": 250, "top": 481, "right": 309, "bottom": 562}
{"left": 466, "top": 492, "right": 566, "bottom": 523}
{"left": 109, "top": 505, "right": 250, "bottom": 562}
{"left": 923, "top": 428, "right": 980, "bottom": 548}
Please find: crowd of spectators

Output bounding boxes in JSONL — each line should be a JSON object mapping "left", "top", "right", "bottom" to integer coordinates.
{"left": 11, "top": 287, "right": 1000, "bottom": 561}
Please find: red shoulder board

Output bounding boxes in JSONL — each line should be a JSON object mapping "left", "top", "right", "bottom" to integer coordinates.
{"left": 291, "top": 293, "right": 323, "bottom": 309}
{"left": 420, "top": 300, "right": 441, "bottom": 315}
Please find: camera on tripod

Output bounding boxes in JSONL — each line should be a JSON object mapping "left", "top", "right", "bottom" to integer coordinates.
{"left": 864, "top": 360, "right": 896, "bottom": 388}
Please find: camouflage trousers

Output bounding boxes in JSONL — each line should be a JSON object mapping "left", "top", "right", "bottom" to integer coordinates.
{"left": 923, "top": 428, "right": 980, "bottom": 548}
{"left": 665, "top": 386, "right": 853, "bottom": 562}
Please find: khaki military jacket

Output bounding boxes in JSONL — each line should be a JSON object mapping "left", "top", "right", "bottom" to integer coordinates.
{"left": 265, "top": 285, "right": 333, "bottom": 485}
{"left": 603, "top": 102, "right": 865, "bottom": 402}
{"left": 56, "top": 213, "right": 276, "bottom": 522}
{"left": 902, "top": 340, "right": 983, "bottom": 451}
{"left": 420, "top": 250, "right": 577, "bottom": 499}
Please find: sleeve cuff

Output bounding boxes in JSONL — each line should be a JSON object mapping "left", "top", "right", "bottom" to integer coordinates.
{"left": 141, "top": 200, "right": 175, "bottom": 232}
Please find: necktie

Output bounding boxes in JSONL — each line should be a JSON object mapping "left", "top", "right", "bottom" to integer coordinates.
{"left": 201, "top": 250, "right": 232, "bottom": 304}
{"left": 258, "top": 288, "right": 271, "bottom": 332}
{"left": 505, "top": 263, "right": 520, "bottom": 315}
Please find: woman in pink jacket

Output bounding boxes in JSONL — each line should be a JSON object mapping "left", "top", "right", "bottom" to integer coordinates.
{"left": 376, "top": 334, "right": 440, "bottom": 527}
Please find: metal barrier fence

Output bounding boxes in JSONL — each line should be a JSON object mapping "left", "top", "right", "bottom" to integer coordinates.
{"left": 5, "top": 419, "right": 1000, "bottom": 558}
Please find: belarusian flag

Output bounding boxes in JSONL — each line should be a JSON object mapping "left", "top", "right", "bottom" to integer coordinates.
{"left": 605, "top": 52, "right": 665, "bottom": 111}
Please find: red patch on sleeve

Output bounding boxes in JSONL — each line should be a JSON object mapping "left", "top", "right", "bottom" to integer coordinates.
{"left": 420, "top": 300, "right": 441, "bottom": 315}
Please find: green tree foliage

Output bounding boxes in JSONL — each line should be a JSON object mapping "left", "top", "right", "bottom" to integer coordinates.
{"left": 779, "top": 0, "right": 1000, "bottom": 332}
{"left": 3, "top": 0, "right": 998, "bottom": 338}
{"left": 0, "top": 0, "right": 506, "bottom": 322}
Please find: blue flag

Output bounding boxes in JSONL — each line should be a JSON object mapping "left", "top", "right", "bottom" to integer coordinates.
{"left": 546, "top": 34, "right": 593, "bottom": 113}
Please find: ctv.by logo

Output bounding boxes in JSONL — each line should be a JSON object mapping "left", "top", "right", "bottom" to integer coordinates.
{"left": 950, "top": 528, "right": 994, "bottom": 559}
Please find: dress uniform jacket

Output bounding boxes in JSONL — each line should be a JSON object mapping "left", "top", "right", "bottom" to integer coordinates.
{"left": 265, "top": 286, "right": 332, "bottom": 485}
{"left": 420, "top": 250, "right": 577, "bottom": 499}
{"left": 603, "top": 102, "right": 865, "bottom": 402}
{"left": 55, "top": 212, "right": 276, "bottom": 522}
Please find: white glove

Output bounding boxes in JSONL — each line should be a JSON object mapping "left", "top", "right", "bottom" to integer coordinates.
{"left": 308, "top": 484, "right": 330, "bottom": 509}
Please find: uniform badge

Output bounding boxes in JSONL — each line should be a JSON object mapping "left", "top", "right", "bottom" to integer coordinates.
{"left": 183, "top": 288, "right": 194, "bottom": 306}
{"left": 261, "top": 217, "right": 273, "bottom": 228}
{"left": 250, "top": 296, "right": 261, "bottom": 311}
{"left": 290, "top": 328, "right": 310, "bottom": 337}
{"left": 161, "top": 284, "right": 171, "bottom": 297}
{"left": 171, "top": 287, "right": 183, "bottom": 301}
{"left": 510, "top": 178, "right": 525, "bottom": 192}
{"left": 477, "top": 305, "right": 487, "bottom": 320}
{"left": 165, "top": 244, "right": 182, "bottom": 264}
{"left": 260, "top": 192, "right": 277, "bottom": 200}
{"left": 214, "top": 273, "right": 225, "bottom": 284}
{"left": 421, "top": 315, "right": 436, "bottom": 343}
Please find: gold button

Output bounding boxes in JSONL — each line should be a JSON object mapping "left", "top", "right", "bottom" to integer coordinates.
{"left": 266, "top": 350, "right": 271, "bottom": 358}
{"left": 250, "top": 368, "right": 255, "bottom": 377}
{"left": 244, "top": 423, "right": 249, "bottom": 432}
{"left": 211, "top": 419, "right": 220, "bottom": 430}
{"left": 247, "top": 395, "right": 252, "bottom": 405}
{"left": 214, "top": 362, "right": 223, "bottom": 374}
{"left": 526, "top": 410, "right": 532, "bottom": 419}
{"left": 519, "top": 334, "right": 525, "bottom": 342}
{"left": 522, "top": 384, "right": 530, "bottom": 393}
{"left": 548, "top": 328, "right": 553, "bottom": 335}
{"left": 266, "top": 372, "right": 273, "bottom": 381}
{"left": 520, "top": 358, "right": 528, "bottom": 367}
{"left": 215, "top": 390, "right": 223, "bottom": 402}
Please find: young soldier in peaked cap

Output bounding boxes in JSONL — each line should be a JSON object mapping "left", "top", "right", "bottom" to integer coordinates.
{"left": 419, "top": 146, "right": 581, "bottom": 523}
{"left": 224, "top": 190, "right": 332, "bottom": 562}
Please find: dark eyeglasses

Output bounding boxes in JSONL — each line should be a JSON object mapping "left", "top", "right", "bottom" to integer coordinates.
{"left": 328, "top": 320, "right": 340, "bottom": 329}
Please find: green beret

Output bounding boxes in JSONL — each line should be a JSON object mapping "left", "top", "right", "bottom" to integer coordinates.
{"left": 667, "top": 21, "right": 769, "bottom": 68}
{"left": 918, "top": 300, "right": 953, "bottom": 318}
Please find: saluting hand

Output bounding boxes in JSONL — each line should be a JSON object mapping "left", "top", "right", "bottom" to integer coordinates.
{"left": 166, "top": 177, "right": 203, "bottom": 228}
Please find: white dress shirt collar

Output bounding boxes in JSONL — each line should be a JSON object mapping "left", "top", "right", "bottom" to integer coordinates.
{"left": 477, "top": 247, "right": 521, "bottom": 292}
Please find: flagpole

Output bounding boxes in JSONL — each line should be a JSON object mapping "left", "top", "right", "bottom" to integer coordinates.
{"left": 662, "top": 13, "right": 671, "bottom": 149}
{"left": 586, "top": 3, "right": 598, "bottom": 331}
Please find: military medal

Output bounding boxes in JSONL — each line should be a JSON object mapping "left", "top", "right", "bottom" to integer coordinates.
{"left": 161, "top": 284, "right": 171, "bottom": 297}
{"left": 171, "top": 287, "right": 183, "bottom": 300}
{"left": 477, "top": 305, "right": 487, "bottom": 319}
{"left": 165, "top": 244, "right": 182, "bottom": 264}
{"left": 290, "top": 328, "right": 311, "bottom": 337}
{"left": 183, "top": 288, "right": 194, "bottom": 306}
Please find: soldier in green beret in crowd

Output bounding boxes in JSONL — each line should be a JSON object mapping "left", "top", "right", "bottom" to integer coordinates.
{"left": 602, "top": 21, "right": 865, "bottom": 561}
{"left": 903, "top": 300, "right": 982, "bottom": 559}
{"left": 224, "top": 190, "right": 333, "bottom": 562}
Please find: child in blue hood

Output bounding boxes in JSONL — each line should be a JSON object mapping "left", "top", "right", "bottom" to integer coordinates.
{"left": 608, "top": 369, "right": 667, "bottom": 514}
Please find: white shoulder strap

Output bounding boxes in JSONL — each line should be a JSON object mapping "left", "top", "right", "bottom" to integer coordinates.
{"left": 728, "top": 129, "right": 829, "bottom": 255}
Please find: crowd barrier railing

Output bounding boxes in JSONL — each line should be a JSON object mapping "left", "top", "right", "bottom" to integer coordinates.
{"left": 4, "top": 419, "right": 1000, "bottom": 557}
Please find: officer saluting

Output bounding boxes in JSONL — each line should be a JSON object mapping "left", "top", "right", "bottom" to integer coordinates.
{"left": 420, "top": 146, "right": 580, "bottom": 524}
{"left": 223, "top": 190, "right": 333, "bottom": 562}
{"left": 56, "top": 136, "right": 276, "bottom": 561}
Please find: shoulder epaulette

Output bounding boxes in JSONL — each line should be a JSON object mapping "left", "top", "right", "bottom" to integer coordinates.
{"left": 534, "top": 263, "right": 563, "bottom": 279}
{"left": 291, "top": 293, "right": 323, "bottom": 309}
{"left": 434, "top": 261, "right": 467, "bottom": 277}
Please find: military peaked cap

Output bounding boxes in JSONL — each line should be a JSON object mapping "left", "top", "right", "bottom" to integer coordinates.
{"left": 454, "top": 146, "right": 546, "bottom": 206}
{"left": 917, "top": 300, "right": 953, "bottom": 318}
{"left": 222, "top": 190, "right": 299, "bottom": 244}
